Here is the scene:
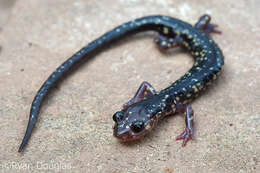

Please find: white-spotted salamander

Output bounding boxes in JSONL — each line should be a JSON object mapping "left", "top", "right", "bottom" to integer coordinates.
{"left": 19, "top": 15, "right": 224, "bottom": 152}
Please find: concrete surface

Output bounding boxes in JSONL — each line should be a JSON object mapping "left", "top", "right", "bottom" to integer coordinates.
{"left": 0, "top": 0, "right": 259, "bottom": 172}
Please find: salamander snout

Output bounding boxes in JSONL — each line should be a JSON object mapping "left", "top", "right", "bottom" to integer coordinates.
{"left": 112, "top": 105, "right": 156, "bottom": 142}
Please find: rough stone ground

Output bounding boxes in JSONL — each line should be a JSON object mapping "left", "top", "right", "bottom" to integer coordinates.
{"left": 0, "top": 0, "right": 259, "bottom": 172}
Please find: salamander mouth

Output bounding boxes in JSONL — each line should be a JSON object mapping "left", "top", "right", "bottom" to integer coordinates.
{"left": 113, "top": 126, "right": 147, "bottom": 142}
{"left": 114, "top": 132, "right": 146, "bottom": 142}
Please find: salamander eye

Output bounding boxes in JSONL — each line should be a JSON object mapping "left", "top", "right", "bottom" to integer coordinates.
{"left": 131, "top": 121, "right": 144, "bottom": 133}
{"left": 113, "top": 111, "right": 124, "bottom": 122}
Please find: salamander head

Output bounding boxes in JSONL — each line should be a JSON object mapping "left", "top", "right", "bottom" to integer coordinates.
{"left": 113, "top": 103, "right": 158, "bottom": 142}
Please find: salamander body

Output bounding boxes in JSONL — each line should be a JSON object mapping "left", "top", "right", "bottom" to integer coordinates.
{"left": 19, "top": 15, "right": 224, "bottom": 152}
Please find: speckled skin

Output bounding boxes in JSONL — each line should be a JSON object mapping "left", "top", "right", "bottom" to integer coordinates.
{"left": 19, "top": 15, "right": 224, "bottom": 152}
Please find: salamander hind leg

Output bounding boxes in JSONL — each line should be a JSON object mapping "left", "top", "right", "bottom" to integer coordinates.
{"left": 175, "top": 104, "right": 194, "bottom": 147}
{"left": 155, "top": 34, "right": 184, "bottom": 50}
{"left": 194, "top": 14, "right": 221, "bottom": 35}
{"left": 123, "top": 81, "right": 156, "bottom": 109}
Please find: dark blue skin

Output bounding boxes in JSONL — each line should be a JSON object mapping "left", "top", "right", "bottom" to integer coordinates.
{"left": 19, "top": 15, "right": 224, "bottom": 152}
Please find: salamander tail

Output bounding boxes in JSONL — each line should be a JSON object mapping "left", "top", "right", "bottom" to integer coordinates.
{"left": 18, "top": 120, "right": 34, "bottom": 152}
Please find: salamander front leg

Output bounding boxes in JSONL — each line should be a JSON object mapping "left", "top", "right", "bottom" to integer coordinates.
{"left": 123, "top": 81, "right": 156, "bottom": 109}
{"left": 175, "top": 104, "right": 194, "bottom": 147}
{"left": 195, "top": 14, "right": 221, "bottom": 35}
{"left": 155, "top": 34, "right": 184, "bottom": 49}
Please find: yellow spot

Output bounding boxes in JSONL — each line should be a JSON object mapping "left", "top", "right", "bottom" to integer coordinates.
{"left": 161, "top": 41, "right": 167, "bottom": 46}
{"left": 183, "top": 42, "right": 189, "bottom": 47}
{"left": 200, "top": 52, "right": 205, "bottom": 57}
{"left": 156, "top": 112, "right": 162, "bottom": 119}
{"left": 195, "top": 52, "right": 199, "bottom": 56}
{"left": 165, "top": 111, "right": 172, "bottom": 116}
{"left": 196, "top": 67, "right": 202, "bottom": 71}
{"left": 163, "top": 27, "right": 169, "bottom": 34}
{"left": 206, "top": 81, "right": 212, "bottom": 86}
{"left": 192, "top": 85, "right": 198, "bottom": 93}
{"left": 176, "top": 97, "right": 180, "bottom": 101}
{"left": 187, "top": 93, "right": 191, "bottom": 97}
{"left": 145, "top": 124, "right": 152, "bottom": 131}
{"left": 183, "top": 100, "right": 188, "bottom": 104}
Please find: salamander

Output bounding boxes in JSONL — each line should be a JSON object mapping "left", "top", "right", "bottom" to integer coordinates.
{"left": 18, "top": 14, "right": 224, "bottom": 152}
